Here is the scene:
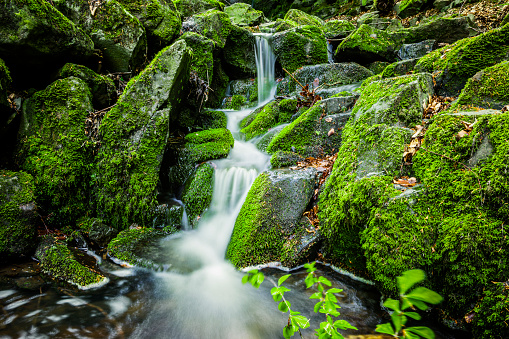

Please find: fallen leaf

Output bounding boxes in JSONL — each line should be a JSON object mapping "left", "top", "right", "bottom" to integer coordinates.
{"left": 328, "top": 128, "right": 335, "bottom": 136}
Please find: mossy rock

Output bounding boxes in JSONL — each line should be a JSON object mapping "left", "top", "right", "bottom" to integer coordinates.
{"left": 380, "top": 58, "right": 418, "bottom": 78}
{"left": 266, "top": 97, "right": 354, "bottom": 158}
{"left": 94, "top": 40, "right": 192, "bottom": 230}
{"left": 182, "top": 163, "right": 214, "bottom": 226}
{"left": 174, "top": 0, "right": 224, "bottom": 18}
{"left": 0, "top": 170, "right": 38, "bottom": 260}
{"left": 198, "top": 109, "right": 227, "bottom": 130}
{"left": 51, "top": 0, "right": 93, "bottom": 31}
{"left": 283, "top": 8, "right": 324, "bottom": 27}
{"left": 182, "top": 9, "right": 232, "bottom": 49}
{"left": 222, "top": 25, "right": 256, "bottom": 78}
{"left": 224, "top": 3, "right": 266, "bottom": 27}
{"left": 36, "top": 237, "right": 107, "bottom": 289}
{"left": 336, "top": 24, "right": 403, "bottom": 64}
{"left": 397, "top": 39, "right": 435, "bottom": 60}
{"left": 0, "top": 0, "right": 94, "bottom": 65}
{"left": 107, "top": 227, "right": 165, "bottom": 269}
{"left": 394, "top": 0, "right": 427, "bottom": 18}
{"left": 76, "top": 217, "right": 118, "bottom": 248}
{"left": 178, "top": 32, "right": 215, "bottom": 83}
{"left": 368, "top": 61, "right": 391, "bottom": 75}
{"left": 323, "top": 20, "right": 356, "bottom": 39}
{"left": 273, "top": 19, "right": 299, "bottom": 33}
{"left": 208, "top": 57, "right": 230, "bottom": 108}
{"left": 450, "top": 60, "right": 509, "bottom": 111}
{"left": 357, "top": 12, "right": 402, "bottom": 31}
{"left": 415, "top": 23, "right": 509, "bottom": 96}
{"left": 90, "top": 0, "right": 147, "bottom": 73}
{"left": 226, "top": 168, "right": 317, "bottom": 268}
{"left": 118, "top": 0, "right": 181, "bottom": 51}
{"left": 224, "top": 94, "right": 246, "bottom": 110}
{"left": 472, "top": 281, "right": 509, "bottom": 338}
{"left": 57, "top": 63, "right": 116, "bottom": 109}
{"left": 270, "top": 150, "right": 304, "bottom": 168}
{"left": 240, "top": 99, "right": 298, "bottom": 140}
{"left": 273, "top": 25, "right": 328, "bottom": 73}
{"left": 229, "top": 79, "right": 257, "bottom": 103}
{"left": 255, "top": 123, "right": 289, "bottom": 153}
{"left": 0, "top": 57, "right": 11, "bottom": 120}
{"left": 401, "top": 15, "right": 478, "bottom": 45}
{"left": 18, "top": 77, "right": 94, "bottom": 226}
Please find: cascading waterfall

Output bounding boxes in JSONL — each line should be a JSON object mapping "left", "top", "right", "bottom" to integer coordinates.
{"left": 254, "top": 34, "right": 277, "bottom": 105}
{"left": 327, "top": 39, "right": 334, "bottom": 64}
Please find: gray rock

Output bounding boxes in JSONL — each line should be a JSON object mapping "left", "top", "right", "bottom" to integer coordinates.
{"left": 397, "top": 39, "right": 435, "bottom": 60}
{"left": 402, "top": 15, "right": 478, "bottom": 44}
{"left": 381, "top": 58, "right": 419, "bottom": 77}
{"left": 255, "top": 123, "right": 289, "bottom": 152}
{"left": 175, "top": 0, "right": 224, "bottom": 18}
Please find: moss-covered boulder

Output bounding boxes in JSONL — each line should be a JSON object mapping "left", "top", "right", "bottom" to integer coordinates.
{"left": 0, "top": 170, "right": 38, "bottom": 260}
{"left": 397, "top": 39, "right": 434, "bottom": 60}
{"left": 198, "top": 109, "right": 228, "bottom": 130}
{"left": 51, "top": 0, "right": 93, "bottom": 31}
{"left": 380, "top": 58, "right": 418, "bottom": 78}
{"left": 118, "top": 0, "right": 181, "bottom": 50}
{"left": 0, "top": 0, "right": 94, "bottom": 64}
{"left": 255, "top": 123, "right": 289, "bottom": 153}
{"left": 472, "top": 281, "right": 509, "bottom": 338}
{"left": 222, "top": 25, "right": 256, "bottom": 78}
{"left": 18, "top": 77, "right": 94, "bottom": 226}
{"left": 323, "top": 20, "right": 356, "bottom": 39}
{"left": 76, "top": 217, "right": 119, "bottom": 248}
{"left": 240, "top": 99, "right": 298, "bottom": 140}
{"left": 270, "top": 150, "right": 304, "bottom": 169}
{"left": 357, "top": 12, "right": 403, "bottom": 31}
{"left": 450, "top": 61, "right": 509, "bottom": 111}
{"left": 166, "top": 128, "right": 234, "bottom": 191}
{"left": 402, "top": 15, "right": 478, "bottom": 45}
{"left": 226, "top": 168, "right": 318, "bottom": 268}
{"left": 174, "top": 0, "right": 224, "bottom": 18}
{"left": 36, "top": 237, "right": 107, "bottom": 289}
{"left": 177, "top": 32, "right": 215, "bottom": 83}
{"left": 182, "top": 9, "right": 232, "bottom": 49}
{"left": 284, "top": 8, "right": 324, "bottom": 27}
{"left": 57, "top": 63, "right": 116, "bottom": 109}
{"left": 335, "top": 24, "right": 403, "bottom": 64}
{"left": 394, "top": 0, "right": 427, "bottom": 18}
{"left": 107, "top": 227, "right": 165, "bottom": 268}
{"left": 224, "top": 3, "right": 266, "bottom": 27}
{"left": 368, "top": 61, "right": 391, "bottom": 75}
{"left": 273, "top": 25, "right": 328, "bottom": 73}
{"left": 415, "top": 23, "right": 509, "bottom": 96}
{"left": 90, "top": 0, "right": 147, "bottom": 72}
{"left": 229, "top": 79, "right": 257, "bottom": 103}
{"left": 182, "top": 163, "right": 214, "bottom": 226}
{"left": 267, "top": 96, "right": 356, "bottom": 158}
{"left": 94, "top": 40, "right": 192, "bottom": 230}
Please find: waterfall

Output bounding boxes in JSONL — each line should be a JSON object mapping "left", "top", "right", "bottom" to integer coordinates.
{"left": 254, "top": 34, "right": 276, "bottom": 105}
{"left": 327, "top": 39, "right": 334, "bottom": 64}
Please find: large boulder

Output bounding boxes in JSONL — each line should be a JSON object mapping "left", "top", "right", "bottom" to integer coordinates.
{"left": 18, "top": 77, "right": 94, "bottom": 226}
{"left": 226, "top": 168, "right": 318, "bottom": 268}
{"left": 402, "top": 15, "right": 478, "bottom": 45}
{"left": 94, "top": 40, "right": 192, "bottom": 230}
{"left": 56, "top": 63, "right": 117, "bottom": 109}
{"left": 117, "top": 0, "right": 181, "bottom": 50}
{"left": 273, "top": 25, "right": 328, "bottom": 73}
{"left": 0, "top": 170, "right": 38, "bottom": 260}
{"left": 394, "top": 0, "right": 427, "bottom": 18}
{"left": 90, "top": 0, "right": 147, "bottom": 73}
{"left": 415, "top": 23, "right": 509, "bottom": 96}
{"left": 182, "top": 9, "right": 232, "bottom": 49}
{"left": 224, "top": 3, "right": 266, "bottom": 27}
{"left": 283, "top": 8, "right": 324, "bottom": 27}
{"left": 397, "top": 39, "right": 434, "bottom": 60}
{"left": 222, "top": 25, "right": 256, "bottom": 78}
{"left": 0, "top": 0, "right": 94, "bottom": 66}
{"left": 450, "top": 61, "right": 509, "bottom": 111}
{"left": 323, "top": 20, "right": 356, "bottom": 39}
{"left": 177, "top": 32, "right": 215, "bottom": 83}
{"left": 174, "top": 0, "right": 224, "bottom": 18}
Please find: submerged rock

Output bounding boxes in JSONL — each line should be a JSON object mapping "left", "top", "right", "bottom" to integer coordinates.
{"left": 0, "top": 170, "right": 38, "bottom": 260}
{"left": 95, "top": 40, "right": 192, "bottom": 230}
{"left": 226, "top": 168, "right": 317, "bottom": 268}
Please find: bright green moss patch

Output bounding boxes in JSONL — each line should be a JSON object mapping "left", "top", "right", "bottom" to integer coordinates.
{"left": 182, "top": 163, "right": 214, "bottom": 226}
{"left": 107, "top": 227, "right": 164, "bottom": 268}
{"left": 229, "top": 94, "right": 246, "bottom": 110}
{"left": 224, "top": 3, "right": 266, "bottom": 27}
{"left": 178, "top": 32, "right": 214, "bottom": 82}
{"left": 415, "top": 23, "right": 509, "bottom": 96}
{"left": 472, "top": 281, "right": 509, "bottom": 338}
{"left": 240, "top": 99, "right": 297, "bottom": 140}
{"left": 174, "top": 0, "right": 224, "bottom": 18}
{"left": 323, "top": 19, "right": 355, "bottom": 39}
{"left": 283, "top": 9, "right": 324, "bottom": 27}
{"left": 190, "top": 9, "right": 232, "bottom": 49}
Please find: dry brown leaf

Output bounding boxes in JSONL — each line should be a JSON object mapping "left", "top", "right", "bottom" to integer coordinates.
{"left": 328, "top": 128, "right": 335, "bottom": 136}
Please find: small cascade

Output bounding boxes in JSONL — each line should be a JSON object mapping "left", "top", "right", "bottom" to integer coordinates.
{"left": 254, "top": 34, "right": 276, "bottom": 105}
{"left": 170, "top": 198, "right": 191, "bottom": 231}
{"left": 327, "top": 39, "right": 334, "bottom": 64}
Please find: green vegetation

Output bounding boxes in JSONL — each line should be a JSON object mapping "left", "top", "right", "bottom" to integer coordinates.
{"left": 182, "top": 163, "right": 214, "bottom": 226}
{"left": 224, "top": 3, "right": 265, "bottom": 27}
{"left": 174, "top": 0, "right": 224, "bottom": 18}
{"left": 178, "top": 32, "right": 214, "bottom": 82}
{"left": 230, "top": 94, "right": 246, "bottom": 110}
{"left": 190, "top": 9, "right": 233, "bottom": 49}
{"left": 241, "top": 99, "right": 297, "bottom": 140}
{"left": 283, "top": 9, "right": 324, "bottom": 27}
{"left": 107, "top": 227, "right": 165, "bottom": 268}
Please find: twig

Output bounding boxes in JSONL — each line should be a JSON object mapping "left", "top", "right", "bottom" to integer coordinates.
{"left": 94, "top": 103, "right": 117, "bottom": 115}
{"left": 283, "top": 68, "right": 307, "bottom": 92}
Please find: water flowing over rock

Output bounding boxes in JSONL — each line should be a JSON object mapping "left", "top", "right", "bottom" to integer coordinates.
{"left": 94, "top": 40, "right": 192, "bottom": 230}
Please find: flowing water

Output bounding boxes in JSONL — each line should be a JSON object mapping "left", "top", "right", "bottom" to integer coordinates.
{"left": 254, "top": 34, "right": 277, "bottom": 105}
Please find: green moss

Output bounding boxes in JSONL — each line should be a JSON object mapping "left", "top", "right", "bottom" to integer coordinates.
{"left": 230, "top": 94, "right": 246, "bottom": 110}
{"left": 323, "top": 19, "right": 355, "bottom": 39}
{"left": 415, "top": 23, "right": 509, "bottom": 96}
{"left": 0, "top": 170, "right": 37, "bottom": 258}
{"left": 224, "top": 3, "right": 265, "bottom": 27}
{"left": 395, "top": 0, "right": 426, "bottom": 18}
{"left": 331, "top": 91, "right": 354, "bottom": 98}
{"left": 178, "top": 32, "right": 214, "bottom": 82}
{"left": 199, "top": 109, "right": 227, "bottom": 129}
{"left": 240, "top": 99, "right": 297, "bottom": 140}
{"left": 273, "top": 25, "right": 328, "bottom": 73}
{"left": 274, "top": 19, "right": 298, "bottom": 33}
{"left": 0, "top": 58, "right": 12, "bottom": 91}
{"left": 207, "top": 58, "right": 230, "bottom": 108}
{"left": 174, "top": 0, "right": 224, "bottom": 18}
{"left": 283, "top": 8, "right": 324, "bottom": 27}
{"left": 37, "top": 237, "right": 106, "bottom": 288}
{"left": 107, "top": 227, "right": 164, "bottom": 268}
{"left": 222, "top": 25, "right": 256, "bottom": 77}
{"left": 182, "top": 163, "right": 214, "bottom": 225}
{"left": 472, "top": 281, "right": 509, "bottom": 338}
{"left": 450, "top": 61, "right": 509, "bottom": 111}
{"left": 190, "top": 9, "right": 232, "bottom": 49}
{"left": 18, "top": 77, "right": 94, "bottom": 226}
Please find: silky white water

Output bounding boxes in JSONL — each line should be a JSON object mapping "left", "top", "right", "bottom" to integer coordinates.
{"left": 254, "top": 34, "right": 277, "bottom": 105}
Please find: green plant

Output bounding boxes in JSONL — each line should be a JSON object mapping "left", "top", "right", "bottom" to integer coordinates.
{"left": 375, "top": 269, "right": 443, "bottom": 338}
{"left": 243, "top": 262, "right": 358, "bottom": 339}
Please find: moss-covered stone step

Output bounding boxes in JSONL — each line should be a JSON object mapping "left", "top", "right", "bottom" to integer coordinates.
{"left": 226, "top": 168, "right": 317, "bottom": 268}
{"left": 94, "top": 40, "right": 192, "bottom": 230}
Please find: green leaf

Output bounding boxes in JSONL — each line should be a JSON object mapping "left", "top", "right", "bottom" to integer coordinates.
{"left": 242, "top": 275, "right": 249, "bottom": 284}
{"left": 292, "top": 315, "right": 310, "bottom": 329}
{"left": 397, "top": 269, "right": 425, "bottom": 295}
{"left": 247, "top": 269, "right": 259, "bottom": 274}
{"left": 326, "top": 293, "right": 338, "bottom": 304}
{"left": 280, "top": 286, "right": 291, "bottom": 293}
{"left": 405, "top": 312, "right": 422, "bottom": 320}
{"left": 314, "top": 301, "right": 324, "bottom": 313}
{"left": 318, "top": 284, "right": 324, "bottom": 292}
{"left": 318, "top": 276, "right": 332, "bottom": 286}
{"left": 310, "top": 292, "right": 322, "bottom": 299}
{"left": 375, "top": 323, "right": 395, "bottom": 336}
{"left": 305, "top": 273, "right": 316, "bottom": 288}
{"left": 255, "top": 272, "right": 265, "bottom": 287}
{"left": 406, "top": 326, "right": 435, "bottom": 339}
{"left": 304, "top": 262, "right": 316, "bottom": 272}
{"left": 410, "top": 299, "right": 429, "bottom": 311}
{"left": 278, "top": 274, "right": 291, "bottom": 286}
{"left": 283, "top": 325, "right": 294, "bottom": 339}
{"left": 328, "top": 288, "right": 343, "bottom": 294}
{"left": 290, "top": 310, "right": 301, "bottom": 316}
{"left": 405, "top": 332, "right": 421, "bottom": 339}
{"left": 333, "top": 319, "right": 358, "bottom": 330}
{"left": 406, "top": 287, "right": 443, "bottom": 304}
{"left": 383, "top": 298, "right": 401, "bottom": 312}
{"left": 391, "top": 312, "right": 402, "bottom": 333}
{"left": 278, "top": 301, "right": 289, "bottom": 313}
